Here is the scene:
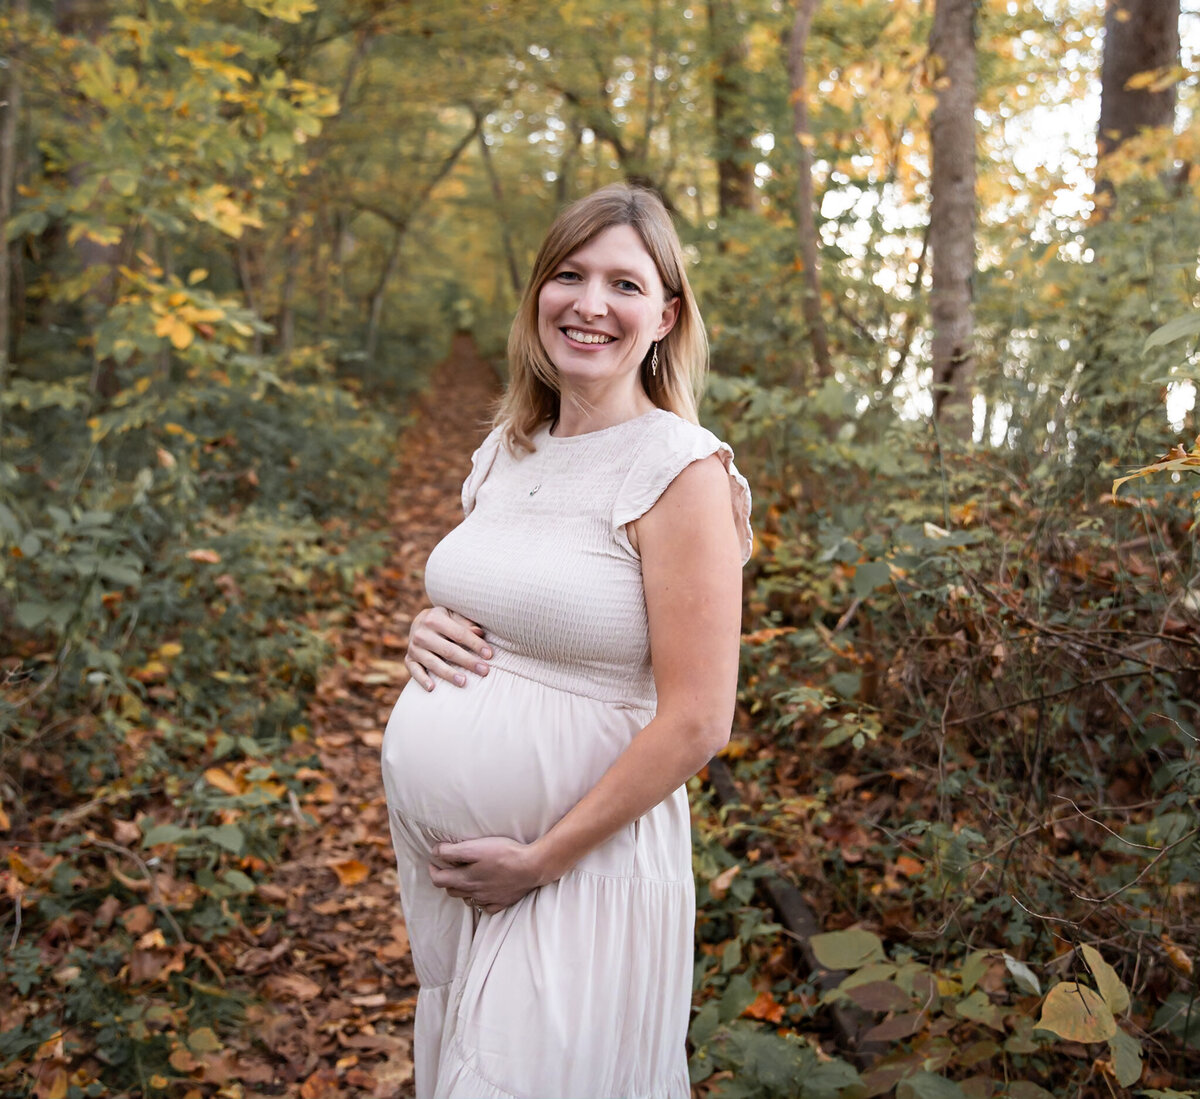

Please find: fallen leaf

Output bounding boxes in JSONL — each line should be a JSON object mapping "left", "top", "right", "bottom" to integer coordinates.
{"left": 263, "top": 972, "right": 322, "bottom": 1001}
{"left": 1161, "top": 933, "right": 1193, "bottom": 976}
{"left": 33, "top": 1063, "right": 68, "bottom": 1099}
{"left": 330, "top": 858, "right": 369, "bottom": 887}
{"left": 742, "top": 990, "right": 785, "bottom": 1023}
{"left": 709, "top": 864, "right": 740, "bottom": 900}
{"left": 300, "top": 1068, "right": 339, "bottom": 1098}
{"left": 204, "top": 767, "right": 244, "bottom": 796}
{"left": 122, "top": 905, "right": 155, "bottom": 935}
{"left": 128, "top": 947, "right": 186, "bottom": 984}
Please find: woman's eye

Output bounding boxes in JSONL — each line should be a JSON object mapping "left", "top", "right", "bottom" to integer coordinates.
{"left": 616, "top": 280, "right": 641, "bottom": 293}
{"left": 555, "top": 270, "right": 581, "bottom": 282}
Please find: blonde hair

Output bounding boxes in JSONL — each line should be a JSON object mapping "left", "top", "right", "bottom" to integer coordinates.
{"left": 497, "top": 183, "right": 708, "bottom": 452}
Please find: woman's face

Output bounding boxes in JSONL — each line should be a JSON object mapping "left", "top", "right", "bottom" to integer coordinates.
{"left": 537, "top": 224, "right": 679, "bottom": 392}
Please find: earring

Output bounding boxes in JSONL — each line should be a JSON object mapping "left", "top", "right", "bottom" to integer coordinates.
{"left": 650, "top": 342, "right": 659, "bottom": 377}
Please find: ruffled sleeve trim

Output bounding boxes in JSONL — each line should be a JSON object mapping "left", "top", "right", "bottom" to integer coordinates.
{"left": 612, "top": 418, "right": 753, "bottom": 565}
{"left": 461, "top": 426, "right": 503, "bottom": 517}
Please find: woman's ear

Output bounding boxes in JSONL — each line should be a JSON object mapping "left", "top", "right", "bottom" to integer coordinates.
{"left": 655, "top": 296, "right": 681, "bottom": 340}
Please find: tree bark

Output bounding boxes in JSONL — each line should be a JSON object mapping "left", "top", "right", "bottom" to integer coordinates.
{"left": 474, "top": 113, "right": 523, "bottom": 297}
{"left": 708, "top": 0, "right": 755, "bottom": 216}
{"left": 787, "top": 0, "right": 831, "bottom": 383}
{"left": 364, "top": 225, "right": 403, "bottom": 369}
{"left": 1095, "top": 0, "right": 1180, "bottom": 210}
{"left": 360, "top": 115, "right": 480, "bottom": 366}
{"left": 928, "top": 0, "right": 976, "bottom": 439}
{"left": 0, "top": 0, "right": 26, "bottom": 441}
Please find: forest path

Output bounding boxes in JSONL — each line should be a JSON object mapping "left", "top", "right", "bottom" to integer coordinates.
{"left": 245, "top": 336, "right": 498, "bottom": 1097}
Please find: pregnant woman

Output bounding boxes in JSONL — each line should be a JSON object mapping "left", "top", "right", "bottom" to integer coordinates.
{"left": 380, "top": 183, "right": 752, "bottom": 1099}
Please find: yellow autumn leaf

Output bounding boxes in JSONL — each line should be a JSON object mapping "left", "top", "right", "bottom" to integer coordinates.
{"left": 1162, "top": 934, "right": 1193, "bottom": 976}
{"left": 40, "top": 1066, "right": 69, "bottom": 1099}
{"left": 1037, "top": 981, "right": 1116, "bottom": 1043}
{"left": 167, "top": 318, "right": 193, "bottom": 349}
{"left": 245, "top": 0, "right": 318, "bottom": 23}
{"left": 1081, "top": 945, "right": 1130, "bottom": 1015}
{"left": 1112, "top": 436, "right": 1200, "bottom": 494}
{"left": 67, "top": 223, "right": 122, "bottom": 247}
{"left": 133, "top": 660, "right": 168, "bottom": 682}
{"left": 178, "top": 305, "right": 224, "bottom": 324}
{"left": 137, "top": 927, "right": 167, "bottom": 949}
{"left": 329, "top": 858, "right": 370, "bottom": 886}
{"left": 157, "top": 642, "right": 183, "bottom": 659}
{"left": 187, "top": 1026, "right": 222, "bottom": 1053}
{"left": 175, "top": 47, "right": 252, "bottom": 83}
{"left": 204, "top": 767, "right": 244, "bottom": 796}
{"left": 153, "top": 314, "right": 193, "bottom": 349}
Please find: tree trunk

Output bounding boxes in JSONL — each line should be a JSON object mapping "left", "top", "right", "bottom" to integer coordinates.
{"left": 708, "top": 0, "right": 755, "bottom": 216}
{"left": 360, "top": 115, "right": 481, "bottom": 366}
{"left": 276, "top": 222, "right": 299, "bottom": 354}
{"left": 928, "top": 0, "right": 976, "bottom": 439}
{"left": 787, "top": 0, "right": 831, "bottom": 383}
{"left": 475, "top": 114, "right": 523, "bottom": 297}
{"left": 55, "top": 0, "right": 122, "bottom": 398}
{"left": 1095, "top": 0, "right": 1180, "bottom": 210}
{"left": 364, "top": 225, "right": 403, "bottom": 368}
{"left": 0, "top": 0, "right": 26, "bottom": 442}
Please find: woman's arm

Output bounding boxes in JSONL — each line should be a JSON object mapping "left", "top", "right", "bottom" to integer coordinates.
{"left": 428, "top": 454, "right": 743, "bottom": 911}
{"left": 404, "top": 606, "right": 492, "bottom": 691}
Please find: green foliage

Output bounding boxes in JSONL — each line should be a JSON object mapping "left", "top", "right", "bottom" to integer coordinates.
{"left": 0, "top": 13, "right": 400, "bottom": 1094}
{"left": 707, "top": 366, "right": 1200, "bottom": 1089}
{"left": 690, "top": 802, "right": 862, "bottom": 1097}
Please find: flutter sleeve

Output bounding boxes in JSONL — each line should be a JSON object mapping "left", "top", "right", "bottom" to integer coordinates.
{"left": 461, "top": 426, "right": 503, "bottom": 517}
{"left": 612, "top": 418, "right": 753, "bottom": 564}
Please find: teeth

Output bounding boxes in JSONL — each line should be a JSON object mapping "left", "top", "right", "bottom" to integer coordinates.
{"left": 565, "top": 329, "right": 615, "bottom": 345}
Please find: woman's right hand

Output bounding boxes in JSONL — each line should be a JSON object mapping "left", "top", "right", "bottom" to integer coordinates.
{"left": 404, "top": 606, "right": 492, "bottom": 691}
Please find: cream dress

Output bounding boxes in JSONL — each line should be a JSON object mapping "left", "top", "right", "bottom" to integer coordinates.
{"left": 381, "top": 409, "right": 752, "bottom": 1099}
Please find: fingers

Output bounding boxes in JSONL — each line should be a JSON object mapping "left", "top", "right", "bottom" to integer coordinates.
{"left": 405, "top": 606, "right": 493, "bottom": 691}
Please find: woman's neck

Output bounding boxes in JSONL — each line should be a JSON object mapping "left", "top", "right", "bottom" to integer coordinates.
{"left": 553, "top": 384, "right": 656, "bottom": 438}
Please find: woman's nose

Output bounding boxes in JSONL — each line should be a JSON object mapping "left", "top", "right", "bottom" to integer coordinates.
{"left": 572, "top": 280, "right": 607, "bottom": 319}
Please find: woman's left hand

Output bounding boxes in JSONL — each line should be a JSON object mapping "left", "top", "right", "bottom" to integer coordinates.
{"left": 428, "top": 836, "right": 549, "bottom": 914}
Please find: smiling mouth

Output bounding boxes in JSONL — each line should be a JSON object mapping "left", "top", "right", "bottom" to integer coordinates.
{"left": 562, "top": 328, "right": 616, "bottom": 345}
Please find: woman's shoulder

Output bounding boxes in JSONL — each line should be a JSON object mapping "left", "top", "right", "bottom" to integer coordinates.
{"left": 616, "top": 410, "right": 753, "bottom": 564}
{"left": 633, "top": 408, "right": 734, "bottom": 463}
{"left": 461, "top": 424, "right": 507, "bottom": 515}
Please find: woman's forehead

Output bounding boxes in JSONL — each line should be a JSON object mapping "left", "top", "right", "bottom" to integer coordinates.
{"left": 561, "top": 225, "right": 660, "bottom": 274}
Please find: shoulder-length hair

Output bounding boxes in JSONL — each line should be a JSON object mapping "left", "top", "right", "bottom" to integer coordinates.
{"left": 496, "top": 183, "right": 708, "bottom": 453}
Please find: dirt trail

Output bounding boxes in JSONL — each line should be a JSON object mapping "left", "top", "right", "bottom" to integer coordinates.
{"left": 247, "top": 336, "right": 498, "bottom": 1097}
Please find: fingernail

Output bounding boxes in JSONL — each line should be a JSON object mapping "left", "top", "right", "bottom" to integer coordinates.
{"left": 481, "top": 647, "right": 493, "bottom": 659}
{"left": 453, "top": 673, "right": 466, "bottom": 687}
{"left": 475, "top": 663, "right": 488, "bottom": 676}
{"left": 425, "top": 681, "right": 435, "bottom": 692}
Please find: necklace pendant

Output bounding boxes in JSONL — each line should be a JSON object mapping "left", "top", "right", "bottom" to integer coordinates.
{"left": 529, "top": 483, "right": 542, "bottom": 497}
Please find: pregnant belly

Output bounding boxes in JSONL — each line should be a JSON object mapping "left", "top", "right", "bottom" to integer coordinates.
{"left": 380, "top": 668, "right": 650, "bottom": 844}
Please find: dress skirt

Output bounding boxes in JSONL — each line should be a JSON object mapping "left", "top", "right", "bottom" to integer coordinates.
{"left": 381, "top": 666, "right": 694, "bottom": 1099}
